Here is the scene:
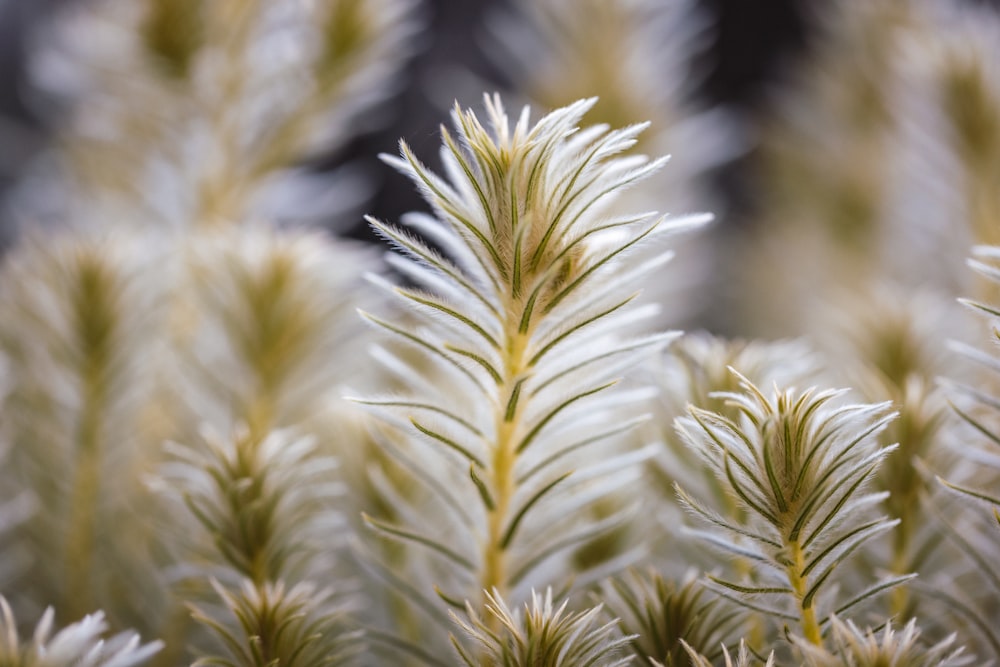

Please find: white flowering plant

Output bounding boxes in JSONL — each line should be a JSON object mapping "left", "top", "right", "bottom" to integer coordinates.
{"left": 1, "top": 0, "right": 1000, "bottom": 665}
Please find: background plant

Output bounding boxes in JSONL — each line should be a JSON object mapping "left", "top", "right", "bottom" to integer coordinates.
{"left": 1, "top": 0, "right": 1000, "bottom": 664}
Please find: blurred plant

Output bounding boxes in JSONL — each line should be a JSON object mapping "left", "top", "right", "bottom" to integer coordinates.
{"left": 0, "top": 595, "right": 162, "bottom": 667}
{"left": 744, "top": 0, "right": 929, "bottom": 336}
{"left": 16, "top": 0, "right": 419, "bottom": 231}
{"left": 935, "top": 246, "right": 1000, "bottom": 656}
{"left": 933, "top": 9, "right": 1000, "bottom": 252}
{"left": 601, "top": 569, "right": 742, "bottom": 667}
{"left": 817, "top": 289, "right": 970, "bottom": 621}
{"left": 0, "top": 0, "right": 418, "bottom": 662}
{"left": 155, "top": 426, "right": 356, "bottom": 663}
{"left": 885, "top": 0, "right": 1000, "bottom": 301}
{"left": 490, "top": 0, "right": 738, "bottom": 211}
{"left": 747, "top": 0, "right": 1000, "bottom": 339}
{"left": 158, "top": 428, "right": 342, "bottom": 589}
{"left": 169, "top": 226, "right": 376, "bottom": 439}
{"left": 0, "top": 233, "right": 169, "bottom": 632}
{"left": 0, "top": 358, "right": 34, "bottom": 591}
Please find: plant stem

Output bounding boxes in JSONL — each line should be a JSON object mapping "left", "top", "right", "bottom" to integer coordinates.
{"left": 787, "top": 540, "right": 822, "bottom": 646}
{"left": 150, "top": 605, "right": 195, "bottom": 667}
{"left": 889, "top": 491, "right": 915, "bottom": 618}
{"left": 65, "top": 362, "right": 105, "bottom": 620}
{"left": 195, "top": 1, "right": 254, "bottom": 227}
{"left": 481, "top": 326, "right": 529, "bottom": 610}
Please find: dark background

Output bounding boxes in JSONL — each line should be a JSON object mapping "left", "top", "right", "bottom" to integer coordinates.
{"left": 0, "top": 0, "right": 809, "bottom": 239}
{"left": 1, "top": 0, "right": 997, "bottom": 243}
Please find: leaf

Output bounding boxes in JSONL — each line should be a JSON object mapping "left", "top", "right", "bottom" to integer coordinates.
{"left": 393, "top": 287, "right": 500, "bottom": 350}
{"left": 362, "top": 513, "right": 475, "bottom": 571}
{"left": 516, "top": 381, "right": 618, "bottom": 453}
{"left": 675, "top": 484, "right": 782, "bottom": 550}
{"left": 706, "top": 576, "right": 793, "bottom": 596}
{"left": 500, "top": 472, "right": 572, "bottom": 548}
{"left": 349, "top": 397, "right": 484, "bottom": 437}
{"left": 938, "top": 476, "right": 1000, "bottom": 507}
{"left": 410, "top": 418, "right": 486, "bottom": 468}
{"left": 832, "top": 573, "right": 917, "bottom": 618}
{"left": 527, "top": 294, "right": 638, "bottom": 367}
{"left": 517, "top": 415, "right": 648, "bottom": 484}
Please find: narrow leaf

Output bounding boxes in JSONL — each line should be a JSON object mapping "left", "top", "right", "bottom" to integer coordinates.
{"left": 501, "top": 472, "right": 572, "bottom": 548}
{"left": 362, "top": 513, "right": 475, "bottom": 571}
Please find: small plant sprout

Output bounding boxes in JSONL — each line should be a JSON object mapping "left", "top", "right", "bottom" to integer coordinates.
{"left": 793, "top": 616, "right": 971, "bottom": 667}
{"left": 675, "top": 371, "right": 904, "bottom": 647}
{"left": 601, "top": 569, "right": 743, "bottom": 666}
{"left": 450, "top": 588, "right": 632, "bottom": 667}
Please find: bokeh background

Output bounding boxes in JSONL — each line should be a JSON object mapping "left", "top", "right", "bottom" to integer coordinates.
{"left": 0, "top": 0, "right": 831, "bottom": 241}
{"left": 2, "top": 0, "right": 1000, "bottom": 336}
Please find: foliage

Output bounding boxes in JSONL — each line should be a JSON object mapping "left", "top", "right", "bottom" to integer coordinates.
{"left": 3, "top": 0, "right": 1000, "bottom": 664}
{"left": 601, "top": 569, "right": 741, "bottom": 667}
{"left": 188, "top": 580, "right": 358, "bottom": 667}
{"left": 357, "top": 93, "right": 700, "bottom": 659}
{"left": 675, "top": 373, "right": 902, "bottom": 644}
{"left": 0, "top": 596, "right": 162, "bottom": 667}
{"left": 792, "top": 616, "right": 970, "bottom": 667}
{"left": 450, "top": 588, "right": 632, "bottom": 667}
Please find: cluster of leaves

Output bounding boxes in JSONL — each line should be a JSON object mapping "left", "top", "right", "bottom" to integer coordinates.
{"left": 676, "top": 375, "right": 902, "bottom": 643}
{"left": 355, "top": 93, "right": 703, "bottom": 660}
{"left": 0, "top": 596, "right": 162, "bottom": 667}
{"left": 4, "top": 0, "right": 1000, "bottom": 664}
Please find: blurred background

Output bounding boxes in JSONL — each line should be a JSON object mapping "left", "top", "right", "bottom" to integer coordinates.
{"left": 3, "top": 2, "right": 1000, "bottom": 656}
{"left": 0, "top": 0, "right": 808, "bottom": 235}
{"left": 2, "top": 0, "right": 1000, "bottom": 336}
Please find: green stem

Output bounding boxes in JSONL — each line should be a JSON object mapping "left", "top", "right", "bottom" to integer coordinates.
{"left": 195, "top": 2, "right": 255, "bottom": 226}
{"left": 888, "top": 486, "right": 916, "bottom": 618}
{"left": 889, "top": 539, "right": 910, "bottom": 618}
{"left": 481, "top": 330, "right": 529, "bottom": 607}
{"left": 64, "top": 370, "right": 106, "bottom": 620}
{"left": 150, "top": 604, "right": 196, "bottom": 667}
{"left": 787, "top": 540, "right": 822, "bottom": 646}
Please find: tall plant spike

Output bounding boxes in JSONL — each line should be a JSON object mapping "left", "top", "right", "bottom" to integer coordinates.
{"left": 675, "top": 371, "right": 902, "bottom": 647}
{"left": 22, "top": 0, "right": 419, "bottom": 231}
{"left": 360, "top": 94, "right": 703, "bottom": 655}
{"left": 0, "top": 233, "right": 168, "bottom": 630}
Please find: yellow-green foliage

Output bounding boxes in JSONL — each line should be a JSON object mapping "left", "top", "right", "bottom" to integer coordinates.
{"left": 5, "top": 0, "right": 1000, "bottom": 664}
